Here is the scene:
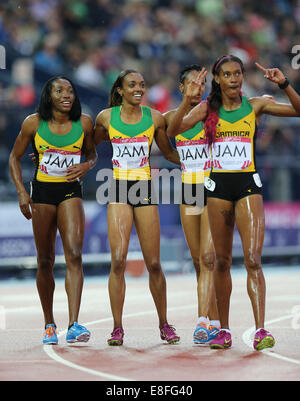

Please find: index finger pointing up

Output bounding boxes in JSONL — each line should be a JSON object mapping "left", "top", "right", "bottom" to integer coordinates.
{"left": 255, "top": 62, "right": 267, "bottom": 73}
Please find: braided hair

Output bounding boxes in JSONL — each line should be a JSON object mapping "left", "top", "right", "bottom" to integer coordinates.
{"left": 204, "top": 55, "right": 245, "bottom": 146}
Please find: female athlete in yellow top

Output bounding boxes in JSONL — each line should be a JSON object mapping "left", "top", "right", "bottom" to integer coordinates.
{"left": 9, "top": 76, "right": 97, "bottom": 345}
{"left": 165, "top": 65, "right": 220, "bottom": 345}
{"left": 167, "top": 55, "right": 300, "bottom": 351}
{"left": 94, "top": 70, "right": 181, "bottom": 346}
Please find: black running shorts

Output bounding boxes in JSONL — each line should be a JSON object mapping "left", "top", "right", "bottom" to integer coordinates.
{"left": 205, "top": 172, "right": 263, "bottom": 202}
{"left": 181, "top": 183, "right": 207, "bottom": 207}
{"left": 31, "top": 180, "right": 83, "bottom": 206}
{"left": 108, "top": 179, "right": 158, "bottom": 207}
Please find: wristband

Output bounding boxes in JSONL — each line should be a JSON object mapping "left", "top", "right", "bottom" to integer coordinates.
{"left": 278, "top": 78, "right": 289, "bottom": 89}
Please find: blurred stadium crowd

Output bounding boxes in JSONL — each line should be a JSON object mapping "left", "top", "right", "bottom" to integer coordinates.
{"left": 1, "top": 0, "right": 300, "bottom": 201}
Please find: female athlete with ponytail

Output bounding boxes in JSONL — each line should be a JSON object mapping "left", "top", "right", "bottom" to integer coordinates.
{"left": 94, "top": 70, "right": 181, "bottom": 346}
{"left": 167, "top": 55, "right": 300, "bottom": 350}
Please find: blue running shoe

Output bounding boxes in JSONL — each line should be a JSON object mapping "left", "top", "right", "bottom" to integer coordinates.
{"left": 194, "top": 323, "right": 209, "bottom": 345}
{"left": 208, "top": 326, "right": 220, "bottom": 341}
{"left": 66, "top": 322, "right": 90, "bottom": 343}
{"left": 43, "top": 324, "right": 58, "bottom": 345}
{"left": 193, "top": 323, "right": 220, "bottom": 345}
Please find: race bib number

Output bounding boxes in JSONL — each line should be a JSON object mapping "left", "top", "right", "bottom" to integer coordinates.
{"left": 176, "top": 139, "right": 211, "bottom": 173}
{"left": 204, "top": 177, "right": 216, "bottom": 191}
{"left": 253, "top": 173, "right": 262, "bottom": 187}
{"left": 39, "top": 149, "right": 81, "bottom": 177}
{"left": 111, "top": 137, "right": 149, "bottom": 170}
{"left": 212, "top": 137, "right": 252, "bottom": 171}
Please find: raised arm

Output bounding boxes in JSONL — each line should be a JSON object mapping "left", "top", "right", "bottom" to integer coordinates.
{"left": 9, "top": 114, "right": 38, "bottom": 219}
{"left": 255, "top": 62, "right": 300, "bottom": 117}
{"left": 166, "top": 68, "right": 208, "bottom": 137}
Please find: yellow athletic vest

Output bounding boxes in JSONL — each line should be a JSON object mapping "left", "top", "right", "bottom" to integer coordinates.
{"left": 108, "top": 106, "right": 155, "bottom": 180}
{"left": 212, "top": 96, "right": 257, "bottom": 173}
{"left": 175, "top": 121, "right": 211, "bottom": 184}
{"left": 33, "top": 119, "right": 84, "bottom": 182}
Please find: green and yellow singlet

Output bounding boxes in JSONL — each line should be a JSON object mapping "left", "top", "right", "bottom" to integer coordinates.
{"left": 212, "top": 96, "right": 257, "bottom": 173}
{"left": 32, "top": 119, "right": 84, "bottom": 183}
{"left": 108, "top": 105, "right": 155, "bottom": 181}
{"left": 175, "top": 121, "right": 211, "bottom": 184}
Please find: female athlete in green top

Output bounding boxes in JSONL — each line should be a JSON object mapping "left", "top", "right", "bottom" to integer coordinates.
{"left": 165, "top": 65, "right": 220, "bottom": 345}
{"left": 94, "top": 70, "right": 181, "bottom": 346}
{"left": 9, "top": 76, "right": 97, "bottom": 344}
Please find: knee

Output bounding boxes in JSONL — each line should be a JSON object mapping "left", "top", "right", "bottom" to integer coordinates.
{"left": 111, "top": 256, "right": 127, "bottom": 276}
{"left": 191, "top": 257, "right": 200, "bottom": 277}
{"left": 215, "top": 255, "right": 231, "bottom": 273}
{"left": 65, "top": 246, "right": 82, "bottom": 268}
{"left": 37, "top": 255, "right": 55, "bottom": 271}
{"left": 244, "top": 253, "right": 262, "bottom": 272}
{"left": 200, "top": 252, "right": 215, "bottom": 272}
{"left": 146, "top": 260, "right": 162, "bottom": 275}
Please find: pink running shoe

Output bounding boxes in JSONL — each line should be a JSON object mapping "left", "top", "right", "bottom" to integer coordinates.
{"left": 160, "top": 323, "right": 180, "bottom": 344}
{"left": 209, "top": 330, "right": 232, "bottom": 349}
{"left": 253, "top": 329, "right": 275, "bottom": 351}
{"left": 107, "top": 327, "right": 124, "bottom": 346}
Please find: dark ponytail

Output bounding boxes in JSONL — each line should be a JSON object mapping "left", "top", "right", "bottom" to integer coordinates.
{"left": 204, "top": 55, "right": 244, "bottom": 146}
{"left": 108, "top": 69, "right": 138, "bottom": 107}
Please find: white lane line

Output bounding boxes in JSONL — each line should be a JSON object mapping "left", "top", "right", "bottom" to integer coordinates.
{"left": 242, "top": 314, "right": 300, "bottom": 365}
{"left": 43, "top": 304, "right": 194, "bottom": 381}
{"left": 43, "top": 316, "right": 128, "bottom": 381}
{"left": 44, "top": 344, "right": 130, "bottom": 381}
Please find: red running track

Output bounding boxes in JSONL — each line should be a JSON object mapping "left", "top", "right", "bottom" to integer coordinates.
{"left": 0, "top": 267, "right": 300, "bottom": 382}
